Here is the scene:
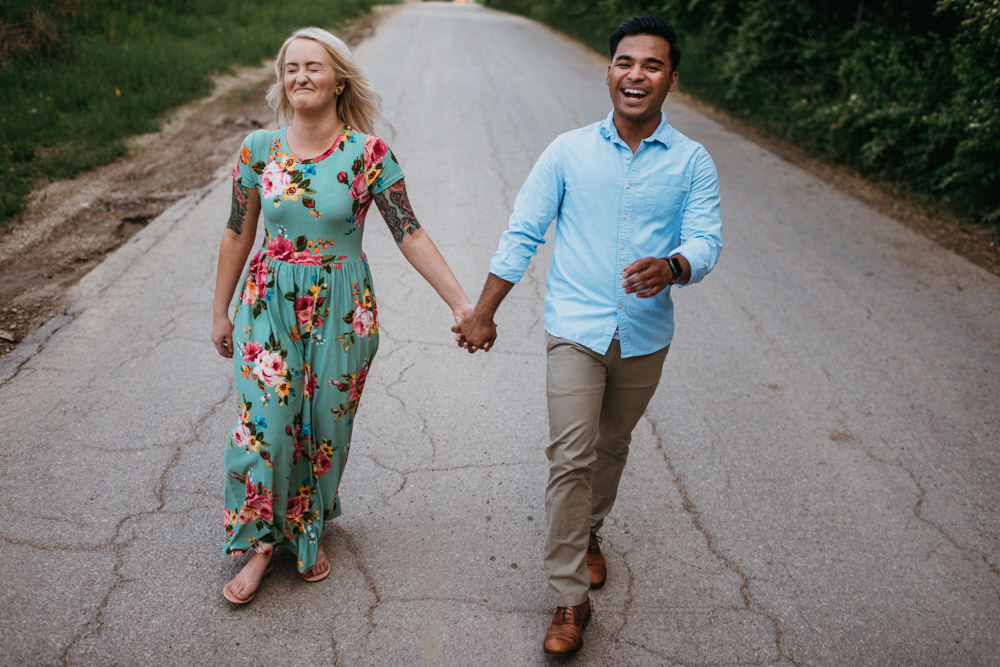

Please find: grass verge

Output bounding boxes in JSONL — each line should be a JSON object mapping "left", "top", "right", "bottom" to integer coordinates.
{"left": 0, "top": 0, "right": 389, "bottom": 230}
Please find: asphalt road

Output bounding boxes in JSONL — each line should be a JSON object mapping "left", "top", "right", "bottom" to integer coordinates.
{"left": 2, "top": 2, "right": 998, "bottom": 665}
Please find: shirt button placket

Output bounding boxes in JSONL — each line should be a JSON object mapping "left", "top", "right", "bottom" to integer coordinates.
{"left": 617, "top": 151, "right": 634, "bottom": 333}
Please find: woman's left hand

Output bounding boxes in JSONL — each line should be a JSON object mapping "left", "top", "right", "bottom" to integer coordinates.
{"left": 452, "top": 302, "right": 475, "bottom": 332}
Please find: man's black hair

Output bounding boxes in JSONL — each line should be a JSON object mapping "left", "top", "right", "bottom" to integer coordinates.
{"left": 608, "top": 16, "right": 681, "bottom": 72}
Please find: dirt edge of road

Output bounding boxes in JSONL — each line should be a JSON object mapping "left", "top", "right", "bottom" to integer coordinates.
{"left": 0, "top": 8, "right": 391, "bottom": 358}
{"left": 1, "top": 7, "right": 997, "bottom": 359}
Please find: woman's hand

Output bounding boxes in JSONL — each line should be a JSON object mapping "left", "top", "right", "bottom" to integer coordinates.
{"left": 212, "top": 314, "right": 235, "bottom": 358}
{"left": 453, "top": 301, "right": 474, "bottom": 328}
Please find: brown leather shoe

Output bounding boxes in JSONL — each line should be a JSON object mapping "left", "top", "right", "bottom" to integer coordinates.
{"left": 543, "top": 598, "right": 591, "bottom": 656}
{"left": 586, "top": 533, "right": 607, "bottom": 589}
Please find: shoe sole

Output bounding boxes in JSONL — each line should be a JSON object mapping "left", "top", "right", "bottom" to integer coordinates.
{"left": 300, "top": 560, "right": 331, "bottom": 583}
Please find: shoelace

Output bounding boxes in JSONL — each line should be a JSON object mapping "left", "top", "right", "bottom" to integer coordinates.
{"left": 554, "top": 606, "right": 581, "bottom": 625}
{"left": 588, "top": 533, "right": 603, "bottom": 553}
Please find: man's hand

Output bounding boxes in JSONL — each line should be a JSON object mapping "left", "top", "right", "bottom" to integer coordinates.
{"left": 452, "top": 307, "right": 498, "bottom": 353}
{"left": 623, "top": 255, "right": 689, "bottom": 297}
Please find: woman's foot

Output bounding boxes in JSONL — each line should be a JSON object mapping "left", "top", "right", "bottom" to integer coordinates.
{"left": 301, "top": 544, "right": 331, "bottom": 582}
{"left": 223, "top": 546, "right": 275, "bottom": 604}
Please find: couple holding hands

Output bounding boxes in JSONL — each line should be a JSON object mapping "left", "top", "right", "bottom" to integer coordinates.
{"left": 211, "top": 15, "right": 721, "bottom": 656}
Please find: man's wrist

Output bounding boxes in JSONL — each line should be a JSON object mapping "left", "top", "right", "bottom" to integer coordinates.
{"left": 663, "top": 256, "right": 682, "bottom": 284}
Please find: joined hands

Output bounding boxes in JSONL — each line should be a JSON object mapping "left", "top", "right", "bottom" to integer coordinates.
{"left": 452, "top": 306, "right": 498, "bottom": 353}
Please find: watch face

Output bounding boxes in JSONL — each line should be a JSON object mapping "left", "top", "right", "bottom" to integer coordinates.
{"left": 669, "top": 257, "right": 681, "bottom": 279}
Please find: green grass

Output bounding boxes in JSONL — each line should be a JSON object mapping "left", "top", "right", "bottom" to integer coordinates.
{"left": 0, "top": 0, "right": 389, "bottom": 229}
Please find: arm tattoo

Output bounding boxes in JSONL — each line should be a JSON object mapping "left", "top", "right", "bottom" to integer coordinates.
{"left": 373, "top": 179, "right": 422, "bottom": 243}
{"left": 226, "top": 179, "right": 251, "bottom": 234}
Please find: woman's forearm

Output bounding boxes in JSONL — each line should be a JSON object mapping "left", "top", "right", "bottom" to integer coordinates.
{"left": 397, "top": 229, "right": 470, "bottom": 311}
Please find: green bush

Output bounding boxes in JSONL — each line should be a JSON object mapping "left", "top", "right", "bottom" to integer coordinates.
{"left": 0, "top": 0, "right": 386, "bottom": 227}
{"left": 483, "top": 0, "right": 1000, "bottom": 229}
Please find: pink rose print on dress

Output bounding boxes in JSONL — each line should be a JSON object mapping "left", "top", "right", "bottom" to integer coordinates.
{"left": 363, "top": 135, "right": 388, "bottom": 169}
{"left": 285, "top": 495, "right": 307, "bottom": 521}
{"left": 352, "top": 304, "right": 375, "bottom": 337}
{"left": 260, "top": 161, "right": 290, "bottom": 200}
{"left": 293, "top": 252, "right": 323, "bottom": 266}
{"left": 241, "top": 280, "right": 258, "bottom": 306}
{"left": 350, "top": 172, "right": 370, "bottom": 203}
{"left": 304, "top": 370, "right": 318, "bottom": 400}
{"left": 240, "top": 477, "right": 274, "bottom": 522}
{"left": 313, "top": 450, "right": 331, "bottom": 477}
{"left": 232, "top": 421, "right": 251, "bottom": 448}
{"left": 349, "top": 367, "right": 369, "bottom": 402}
{"left": 253, "top": 351, "right": 287, "bottom": 387}
{"left": 337, "top": 171, "right": 348, "bottom": 184}
{"left": 247, "top": 254, "right": 268, "bottom": 301}
{"left": 266, "top": 236, "right": 295, "bottom": 261}
{"left": 242, "top": 341, "right": 263, "bottom": 363}
{"left": 294, "top": 296, "right": 315, "bottom": 326}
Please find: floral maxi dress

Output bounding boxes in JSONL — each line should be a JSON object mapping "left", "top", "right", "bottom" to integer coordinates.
{"left": 223, "top": 126, "right": 402, "bottom": 573}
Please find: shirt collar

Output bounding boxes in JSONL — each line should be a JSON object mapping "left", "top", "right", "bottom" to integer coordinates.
{"left": 599, "top": 110, "right": 673, "bottom": 148}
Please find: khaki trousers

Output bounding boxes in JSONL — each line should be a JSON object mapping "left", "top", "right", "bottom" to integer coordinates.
{"left": 544, "top": 334, "right": 669, "bottom": 606}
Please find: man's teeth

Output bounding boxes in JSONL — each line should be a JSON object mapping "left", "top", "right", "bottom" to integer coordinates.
{"left": 623, "top": 88, "right": 647, "bottom": 97}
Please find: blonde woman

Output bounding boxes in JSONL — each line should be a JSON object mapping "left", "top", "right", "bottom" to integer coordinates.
{"left": 211, "top": 27, "right": 471, "bottom": 604}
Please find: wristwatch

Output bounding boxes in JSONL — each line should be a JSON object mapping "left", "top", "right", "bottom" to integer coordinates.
{"left": 666, "top": 256, "right": 683, "bottom": 283}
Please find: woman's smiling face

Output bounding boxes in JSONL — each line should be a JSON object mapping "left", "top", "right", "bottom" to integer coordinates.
{"left": 283, "top": 38, "right": 341, "bottom": 114}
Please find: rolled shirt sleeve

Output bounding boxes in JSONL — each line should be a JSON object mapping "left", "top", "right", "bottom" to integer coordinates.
{"left": 489, "top": 140, "right": 564, "bottom": 284}
{"left": 673, "top": 148, "right": 723, "bottom": 285}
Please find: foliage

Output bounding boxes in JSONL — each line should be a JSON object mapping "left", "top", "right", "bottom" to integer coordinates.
{"left": 0, "top": 0, "right": 385, "bottom": 228}
{"left": 483, "top": 0, "right": 1000, "bottom": 229}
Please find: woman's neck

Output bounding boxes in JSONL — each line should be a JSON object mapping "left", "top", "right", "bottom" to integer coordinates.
{"left": 286, "top": 111, "right": 344, "bottom": 159}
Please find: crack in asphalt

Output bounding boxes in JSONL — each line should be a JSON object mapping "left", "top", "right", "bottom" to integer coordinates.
{"left": 0, "top": 314, "right": 74, "bottom": 386}
{"left": 827, "top": 424, "right": 1000, "bottom": 578}
{"left": 360, "top": 453, "right": 408, "bottom": 500}
{"left": 647, "top": 416, "right": 800, "bottom": 666}
{"left": 58, "top": 387, "right": 231, "bottom": 664}
{"left": 331, "top": 524, "right": 381, "bottom": 638}
{"left": 612, "top": 543, "right": 636, "bottom": 641}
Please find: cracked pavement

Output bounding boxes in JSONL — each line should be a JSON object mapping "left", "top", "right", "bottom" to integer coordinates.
{"left": 2, "top": 3, "right": 999, "bottom": 664}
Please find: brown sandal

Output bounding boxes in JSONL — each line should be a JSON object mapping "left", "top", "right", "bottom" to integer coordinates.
{"left": 223, "top": 554, "right": 275, "bottom": 605}
{"left": 300, "top": 552, "right": 330, "bottom": 583}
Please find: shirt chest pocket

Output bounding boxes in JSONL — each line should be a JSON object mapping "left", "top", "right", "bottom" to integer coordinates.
{"left": 637, "top": 174, "right": 688, "bottom": 219}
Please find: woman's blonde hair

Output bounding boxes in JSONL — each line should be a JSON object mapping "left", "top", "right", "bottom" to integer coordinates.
{"left": 266, "top": 27, "right": 386, "bottom": 134}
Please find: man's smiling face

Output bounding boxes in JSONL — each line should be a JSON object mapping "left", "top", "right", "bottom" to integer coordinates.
{"left": 606, "top": 33, "right": 678, "bottom": 127}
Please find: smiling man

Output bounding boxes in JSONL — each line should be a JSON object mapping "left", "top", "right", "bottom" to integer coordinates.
{"left": 453, "top": 16, "right": 723, "bottom": 656}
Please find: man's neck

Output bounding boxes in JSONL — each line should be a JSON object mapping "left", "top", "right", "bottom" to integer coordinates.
{"left": 612, "top": 112, "right": 662, "bottom": 153}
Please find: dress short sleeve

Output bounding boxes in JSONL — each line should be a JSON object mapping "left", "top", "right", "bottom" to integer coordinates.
{"left": 362, "top": 133, "right": 404, "bottom": 195}
{"left": 235, "top": 130, "right": 263, "bottom": 191}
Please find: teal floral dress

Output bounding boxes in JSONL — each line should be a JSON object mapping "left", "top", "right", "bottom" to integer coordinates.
{"left": 224, "top": 126, "right": 402, "bottom": 573}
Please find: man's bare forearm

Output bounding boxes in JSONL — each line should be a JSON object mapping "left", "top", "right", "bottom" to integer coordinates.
{"left": 474, "top": 273, "right": 515, "bottom": 317}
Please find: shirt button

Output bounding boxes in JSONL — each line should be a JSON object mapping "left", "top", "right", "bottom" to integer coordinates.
{"left": 618, "top": 304, "right": 623, "bottom": 309}
{"left": 620, "top": 244, "right": 625, "bottom": 250}
{"left": 623, "top": 214, "right": 628, "bottom": 220}
{"left": 626, "top": 184, "right": 631, "bottom": 189}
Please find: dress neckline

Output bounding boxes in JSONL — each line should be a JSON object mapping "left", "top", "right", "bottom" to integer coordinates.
{"left": 282, "top": 124, "right": 351, "bottom": 165}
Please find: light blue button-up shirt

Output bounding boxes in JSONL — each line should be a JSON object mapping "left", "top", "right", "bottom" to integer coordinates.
{"left": 489, "top": 110, "right": 722, "bottom": 358}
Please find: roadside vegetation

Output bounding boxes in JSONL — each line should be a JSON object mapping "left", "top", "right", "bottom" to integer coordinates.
{"left": 0, "top": 0, "right": 386, "bottom": 229}
{"left": 483, "top": 0, "right": 1000, "bottom": 234}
